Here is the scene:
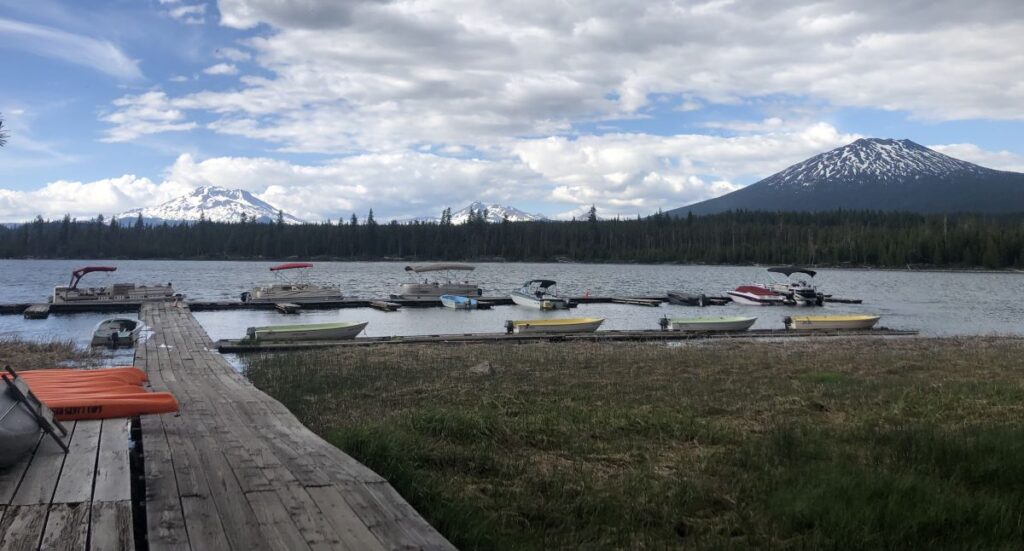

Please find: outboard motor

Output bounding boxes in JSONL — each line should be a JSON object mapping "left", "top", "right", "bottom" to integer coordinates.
{"left": 504, "top": 320, "right": 514, "bottom": 334}
{"left": 240, "top": 292, "right": 251, "bottom": 302}
{"left": 658, "top": 317, "right": 669, "bottom": 331}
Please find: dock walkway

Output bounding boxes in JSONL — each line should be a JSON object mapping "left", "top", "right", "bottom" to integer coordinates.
{"left": 135, "top": 302, "right": 453, "bottom": 550}
{"left": 0, "top": 303, "right": 452, "bottom": 550}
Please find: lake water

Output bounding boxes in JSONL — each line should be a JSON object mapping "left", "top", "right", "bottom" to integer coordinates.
{"left": 0, "top": 259, "right": 1022, "bottom": 347}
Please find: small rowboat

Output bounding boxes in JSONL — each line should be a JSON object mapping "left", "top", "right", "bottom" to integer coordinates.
{"left": 661, "top": 316, "right": 757, "bottom": 332}
{"left": 440, "top": 295, "right": 478, "bottom": 310}
{"left": 246, "top": 321, "right": 368, "bottom": 342}
{"left": 784, "top": 315, "right": 880, "bottom": 330}
{"left": 507, "top": 317, "right": 604, "bottom": 334}
{"left": 90, "top": 318, "right": 142, "bottom": 347}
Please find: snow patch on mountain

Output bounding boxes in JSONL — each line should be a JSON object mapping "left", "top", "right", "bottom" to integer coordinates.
{"left": 767, "top": 138, "right": 987, "bottom": 188}
{"left": 119, "top": 186, "right": 306, "bottom": 225}
{"left": 406, "top": 202, "right": 547, "bottom": 224}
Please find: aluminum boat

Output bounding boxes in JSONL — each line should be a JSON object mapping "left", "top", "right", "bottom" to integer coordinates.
{"left": 661, "top": 316, "right": 757, "bottom": 332}
{"left": 784, "top": 315, "right": 881, "bottom": 330}
{"left": 245, "top": 321, "right": 368, "bottom": 342}
{"left": 507, "top": 317, "right": 604, "bottom": 334}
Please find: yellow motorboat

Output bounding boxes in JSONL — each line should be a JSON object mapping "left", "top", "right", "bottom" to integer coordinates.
{"left": 784, "top": 314, "right": 880, "bottom": 330}
{"left": 506, "top": 317, "right": 604, "bottom": 334}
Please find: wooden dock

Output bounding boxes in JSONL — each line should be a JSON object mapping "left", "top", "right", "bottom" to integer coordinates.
{"left": 134, "top": 303, "right": 453, "bottom": 550}
{"left": 217, "top": 327, "right": 919, "bottom": 353}
{"left": 0, "top": 303, "right": 453, "bottom": 550}
{"left": 0, "top": 418, "right": 135, "bottom": 550}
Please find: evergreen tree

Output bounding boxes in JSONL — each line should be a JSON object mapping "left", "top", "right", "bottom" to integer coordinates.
{"left": 0, "top": 112, "right": 7, "bottom": 147}
{"left": 276, "top": 209, "right": 285, "bottom": 226}
{"left": 350, "top": 213, "right": 358, "bottom": 226}
{"left": 587, "top": 205, "right": 598, "bottom": 223}
{"left": 135, "top": 213, "right": 144, "bottom": 230}
{"left": 367, "top": 209, "right": 376, "bottom": 226}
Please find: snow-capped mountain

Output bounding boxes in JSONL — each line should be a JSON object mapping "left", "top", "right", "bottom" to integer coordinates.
{"left": 406, "top": 202, "right": 547, "bottom": 224}
{"left": 118, "top": 186, "right": 306, "bottom": 225}
{"left": 671, "top": 138, "right": 1024, "bottom": 215}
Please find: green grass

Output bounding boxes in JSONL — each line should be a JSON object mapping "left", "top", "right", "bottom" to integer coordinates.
{"left": 244, "top": 338, "right": 1024, "bottom": 549}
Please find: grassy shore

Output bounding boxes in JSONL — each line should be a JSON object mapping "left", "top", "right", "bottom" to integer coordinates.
{"left": 245, "top": 338, "right": 1024, "bottom": 549}
{"left": 0, "top": 337, "right": 97, "bottom": 371}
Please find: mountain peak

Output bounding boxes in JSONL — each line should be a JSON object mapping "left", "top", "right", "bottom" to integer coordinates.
{"left": 670, "top": 138, "right": 1024, "bottom": 215}
{"left": 119, "top": 186, "right": 306, "bottom": 225}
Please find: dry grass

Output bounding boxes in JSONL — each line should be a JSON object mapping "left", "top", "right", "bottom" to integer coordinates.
{"left": 246, "top": 337, "right": 1024, "bottom": 549}
{"left": 0, "top": 336, "right": 97, "bottom": 372}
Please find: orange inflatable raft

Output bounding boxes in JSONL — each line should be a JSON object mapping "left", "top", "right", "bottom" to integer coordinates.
{"left": 6, "top": 367, "right": 177, "bottom": 421}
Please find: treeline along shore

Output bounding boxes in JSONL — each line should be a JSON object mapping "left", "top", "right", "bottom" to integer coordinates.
{"left": 2, "top": 210, "right": 1024, "bottom": 268}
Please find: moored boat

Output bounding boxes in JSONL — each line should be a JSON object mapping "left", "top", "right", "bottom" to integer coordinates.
{"left": 440, "top": 295, "right": 478, "bottom": 309}
{"left": 727, "top": 285, "right": 786, "bottom": 306}
{"left": 784, "top": 315, "right": 881, "bottom": 330}
{"left": 766, "top": 267, "right": 824, "bottom": 306}
{"left": 511, "top": 280, "right": 572, "bottom": 310}
{"left": 242, "top": 263, "right": 344, "bottom": 304}
{"left": 506, "top": 317, "right": 604, "bottom": 334}
{"left": 667, "top": 291, "right": 708, "bottom": 307}
{"left": 90, "top": 318, "right": 142, "bottom": 347}
{"left": 246, "top": 321, "right": 368, "bottom": 342}
{"left": 52, "top": 266, "right": 180, "bottom": 304}
{"left": 394, "top": 264, "right": 482, "bottom": 301}
{"left": 660, "top": 316, "right": 757, "bottom": 332}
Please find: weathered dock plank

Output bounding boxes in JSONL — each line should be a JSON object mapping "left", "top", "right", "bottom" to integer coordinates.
{"left": 136, "top": 302, "right": 454, "bottom": 550}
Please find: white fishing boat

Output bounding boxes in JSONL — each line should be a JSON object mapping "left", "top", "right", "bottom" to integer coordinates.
{"left": 784, "top": 315, "right": 881, "bottom": 330}
{"left": 506, "top": 317, "right": 604, "bottom": 334}
{"left": 394, "top": 264, "right": 482, "bottom": 301}
{"left": 661, "top": 316, "right": 757, "bottom": 332}
{"left": 511, "top": 280, "right": 572, "bottom": 310}
{"left": 52, "top": 266, "right": 179, "bottom": 304}
{"left": 90, "top": 318, "right": 143, "bottom": 347}
{"left": 245, "top": 321, "right": 368, "bottom": 342}
{"left": 241, "top": 263, "right": 344, "bottom": 304}
{"left": 440, "top": 295, "right": 478, "bottom": 309}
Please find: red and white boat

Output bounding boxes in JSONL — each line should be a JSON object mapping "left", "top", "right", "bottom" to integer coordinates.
{"left": 726, "top": 285, "right": 786, "bottom": 306}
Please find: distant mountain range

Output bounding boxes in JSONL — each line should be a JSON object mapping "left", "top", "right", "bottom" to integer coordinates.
{"left": 118, "top": 186, "right": 306, "bottom": 225}
{"left": 670, "top": 138, "right": 1024, "bottom": 215}
{"left": 404, "top": 201, "right": 547, "bottom": 224}
{"left": 115, "top": 188, "right": 545, "bottom": 226}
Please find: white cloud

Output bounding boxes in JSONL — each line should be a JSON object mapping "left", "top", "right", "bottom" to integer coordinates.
{"left": 0, "top": 175, "right": 192, "bottom": 222}
{"left": 202, "top": 63, "right": 238, "bottom": 75}
{"left": 215, "top": 47, "right": 251, "bottom": 61}
{"left": 168, "top": 75, "right": 191, "bottom": 82}
{"left": 166, "top": 3, "right": 207, "bottom": 24}
{"left": 930, "top": 143, "right": 1024, "bottom": 173}
{"left": 101, "top": 91, "right": 197, "bottom": 142}
{"left": 0, "top": 17, "right": 140, "bottom": 80}
{"left": 95, "top": 0, "right": 1024, "bottom": 152}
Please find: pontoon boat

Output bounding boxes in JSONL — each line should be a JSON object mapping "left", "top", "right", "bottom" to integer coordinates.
{"left": 394, "top": 264, "right": 482, "bottom": 300}
{"left": 52, "top": 266, "right": 180, "bottom": 304}
{"left": 241, "top": 263, "right": 344, "bottom": 304}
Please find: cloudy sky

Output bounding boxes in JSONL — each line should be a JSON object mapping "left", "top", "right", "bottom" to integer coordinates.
{"left": 1, "top": 0, "right": 1022, "bottom": 222}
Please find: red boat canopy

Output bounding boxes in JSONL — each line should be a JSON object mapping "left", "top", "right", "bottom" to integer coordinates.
{"left": 270, "top": 262, "right": 313, "bottom": 272}
{"left": 69, "top": 266, "right": 117, "bottom": 289}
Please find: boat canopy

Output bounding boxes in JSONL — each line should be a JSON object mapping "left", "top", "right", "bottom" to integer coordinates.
{"left": 767, "top": 266, "right": 817, "bottom": 278}
{"left": 69, "top": 266, "right": 117, "bottom": 289}
{"left": 523, "top": 279, "right": 557, "bottom": 288}
{"left": 270, "top": 262, "right": 314, "bottom": 271}
{"left": 405, "top": 263, "right": 475, "bottom": 273}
